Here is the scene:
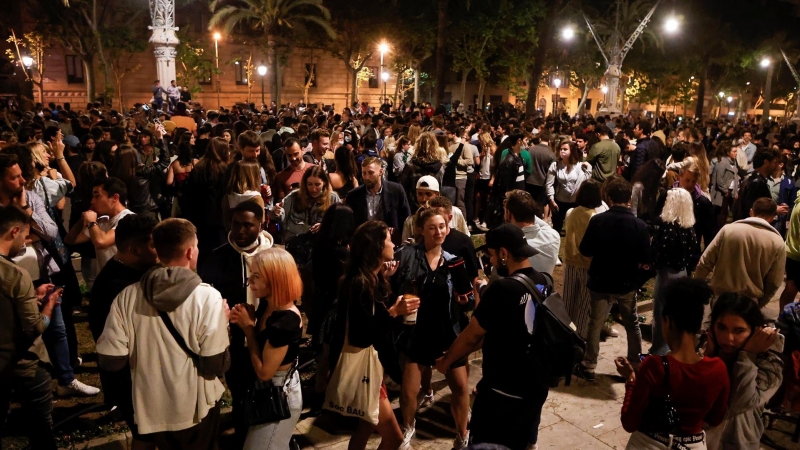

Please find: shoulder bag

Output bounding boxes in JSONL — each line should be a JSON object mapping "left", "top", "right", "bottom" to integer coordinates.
{"left": 640, "top": 356, "right": 679, "bottom": 434}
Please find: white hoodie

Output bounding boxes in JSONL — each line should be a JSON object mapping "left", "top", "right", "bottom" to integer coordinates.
{"left": 228, "top": 230, "right": 274, "bottom": 310}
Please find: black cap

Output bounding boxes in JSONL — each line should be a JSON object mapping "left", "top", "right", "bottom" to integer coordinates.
{"left": 476, "top": 224, "right": 538, "bottom": 258}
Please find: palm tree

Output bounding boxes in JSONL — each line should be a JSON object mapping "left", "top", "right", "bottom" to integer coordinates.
{"left": 209, "top": 0, "right": 335, "bottom": 107}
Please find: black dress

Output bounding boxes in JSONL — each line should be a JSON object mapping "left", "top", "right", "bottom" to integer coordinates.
{"left": 255, "top": 308, "right": 303, "bottom": 366}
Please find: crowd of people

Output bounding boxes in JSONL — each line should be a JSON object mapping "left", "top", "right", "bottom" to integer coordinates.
{"left": 0, "top": 97, "right": 799, "bottom": 450}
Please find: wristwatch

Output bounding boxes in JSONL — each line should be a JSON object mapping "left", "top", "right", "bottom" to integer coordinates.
{"left": 21, "top": 204, "right": 30, "bottom": 210}
{"left": 87, "top": 221, "right": 98, "bottom": 229}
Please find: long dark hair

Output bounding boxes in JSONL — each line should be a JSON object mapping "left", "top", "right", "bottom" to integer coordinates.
{"left": 77, "top": 161, "right": 107, "bottom": 203}
{"left": 257, "top": 145, "right": 278, "bottom": 184}
{"left": 93, "top": 140, "right": 116, "bottom": 167}
{"left": 334, "top": 145, "right": 357, "bottom": 182}
{"left": 314, "top": 203, "right": 355, "bottom": 249}
{"left": 342, "top": 221, "right": 390, "bottom": 304}
{"left": 710, "top": 293, "right": 765, "bottom": 335}
{"left": 631, "top": 158, "right": 666, "bottom": 216}
{"left": 195, "top": 137, "right": 230, "bottom": 183}
{"left": 110, "top": 145, "right": 143, "bottom": 198}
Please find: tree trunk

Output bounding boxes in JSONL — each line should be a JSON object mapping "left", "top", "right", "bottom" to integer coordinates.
{"left": 762, "top": 64, "right": 774, "bottom": 125}
{"left": 460, "top": 68, "right": 470, "bottom": 106}
{"left": 576, "top": 82, "right": 590, "bottom": 114}
{"left": 655, "top": 84, "right": 662, "bottom": 118}
{"left": 525, "top": 0, "right": 562, "bottom": 119}
{"left": 434, "top": 0, "right": 449, "bottom": 106}
{"left": 268, "top": 35, "right": 279, "bottom": 107}
{"left": 394, "top": 70, "right": 401, "bottom": 106}
{"left": 351, "top": 67, "right": 359, "bottom": 106}
{"left": 476, "top": 77, "right": 486, "bottom": 110}
{"left": 83, "top": 57, "right": 96, "bottom": 102}
{"left": 694, "top": 56, "right": 710, "bottom": 119}
{"left": 414, "top": 64, "right": 420, "bottom": 104}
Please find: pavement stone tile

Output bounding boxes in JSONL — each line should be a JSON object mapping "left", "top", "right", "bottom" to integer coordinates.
{"left": 543, "top": 385, "right": 624, "bottom": 438}
{"left": 535, "top": 420, "right": 615, "bottom": 449}
{"left": 596, "top": 425, "right": 633, "bottom": 449}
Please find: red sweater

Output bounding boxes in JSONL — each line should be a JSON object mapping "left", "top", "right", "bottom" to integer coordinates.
{"left": 621, "top": 354, "right": 730, "bottom": 434}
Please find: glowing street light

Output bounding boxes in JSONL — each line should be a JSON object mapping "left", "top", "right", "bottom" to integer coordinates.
{"left": 213, "top": 32, "right": 221, "bottom": 107}
{"left": 690, "top": 76, "right": 695, "bottom": 80}
{"left": 761, "top": 57, "right": 774, "bottom": 124}
{"left": 561, "top": 26, "right": 575, "bottom": 41}
{"left": 726, "top": 96, "right": 733, "bottom": 103}
{"left": 760, "top": 58, "right": 771, "bottom": 68}
{"left": 378, "top": 41, "right": 390, "bottom": 103}
{"left": 718, "top": 91, "right": 725, "bottom": 98}
{"left": 553, "top": 78, "right": 562, "bottom": 115}
{"left": 258, "top": 64, "right": 267, "bottom": 105}
{"left": 664, "top": 17, "right": 680, "bottom": 33}
{"left": 21, "top": 56, "right": 34, "bottom": 68}
{"left": 601, "top": 85, "right": 608, "bottom": 94}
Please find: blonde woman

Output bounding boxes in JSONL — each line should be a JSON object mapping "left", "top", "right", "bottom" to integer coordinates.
{"left": 407, "top": 124, "right": 422, "bottom": 150}
{"left": 229, "top": 248, "right": 304, "bottom": 450}
{"left": 649, "top": 188, "right": 697, "bottom": 355}
{"left": 29, "top": 140, "right": 75, "bottom": 210}
{"left": 667, "top": 141, "right": 711, "bottom": 197}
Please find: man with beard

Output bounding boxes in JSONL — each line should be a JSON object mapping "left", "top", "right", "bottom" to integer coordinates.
{"left": 199, "top": 201, "right": 273, "bottom": 447}
{"left": 272, "top": 138, "right": 314, "bottom": 200}
{"left": 346, "top": 156, "right": 411, "bottom": 243}
{"left": 0, "top": 205, "right": 62, "bottom": 450}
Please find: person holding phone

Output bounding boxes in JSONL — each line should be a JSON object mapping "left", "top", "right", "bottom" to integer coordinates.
{"left": 617, "top": 279, "right": 729, "bottom": 450}
{"left": 704, "top": 293, "right": 784, "bottom": 450}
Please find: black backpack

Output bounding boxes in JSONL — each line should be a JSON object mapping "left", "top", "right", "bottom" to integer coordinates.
{"left": 509, "top": 273, "right": 586, "bottom": 387}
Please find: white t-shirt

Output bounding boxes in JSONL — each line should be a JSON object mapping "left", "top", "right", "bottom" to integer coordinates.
{"left": 83, "top": 209, "right": 135, "bottom": 268}
{"left": 96, "top": 282, "right": 229, "bottom": 434}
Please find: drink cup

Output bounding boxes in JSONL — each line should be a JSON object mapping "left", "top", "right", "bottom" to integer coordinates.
{"left": 403, "top": 294, "right": 419, "bottom": 324}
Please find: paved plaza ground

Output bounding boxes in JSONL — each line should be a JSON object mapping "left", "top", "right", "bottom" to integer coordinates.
{"left": 54, "top": 274, "right": 799, "bottom": 450}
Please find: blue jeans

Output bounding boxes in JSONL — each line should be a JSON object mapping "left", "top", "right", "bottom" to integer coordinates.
{"left": 0, "top": 367, "right": 57, "bottom": 449}
{"left": 650, "top": 268, "right": 687, "bottom": 356}
{"left": 42, "top": 303, "right": 75, "bottom": 386}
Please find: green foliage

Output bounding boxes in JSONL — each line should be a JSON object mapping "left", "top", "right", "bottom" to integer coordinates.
{"left": 176, "top": 27, "right": 218, "bottom": 95}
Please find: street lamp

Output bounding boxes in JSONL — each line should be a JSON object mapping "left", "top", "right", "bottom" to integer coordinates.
{"left": 761, "top": 57, "right": 774, "bottom": 125}
{"left": 258, "top": 64, "right": 267, "bottom": 106}
{"left": 378, "top": 41, "right": 389, "bottom": 105}
{"left": 381, "top": 71, "right": 389, "bottom": 103}
{"left": 553, "top": 78, "right": 562, "bottom": 115}
{"left": 726, "top": 96, "right": 733, "bottom": 117}
{"left": 561, "top": 26, "right": 575, "bottom": 41}
{"left": 213, "top": 32, "right": 221, "bottom": 108}
{"left": 664, "top": 17, "right": 679, "bottom": 34}
{"left": 601, "top": 85, "right": 608, "bottom": 94}
{"left": 21, "top": 56, "right": 33, "bottom": 68}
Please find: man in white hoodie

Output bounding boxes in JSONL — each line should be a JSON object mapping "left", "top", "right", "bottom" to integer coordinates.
{"left": 199, "top": 201, "right": 273, "bottom": 447}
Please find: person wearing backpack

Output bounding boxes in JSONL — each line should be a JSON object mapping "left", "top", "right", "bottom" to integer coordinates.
{"left": 435, "top": 224, "right": 551, "bottom": 450}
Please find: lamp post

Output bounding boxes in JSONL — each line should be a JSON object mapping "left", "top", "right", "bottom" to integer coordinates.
{"left": 379, "top": 41, "right": 389, "bottom": 104}
{"left": 21, "top": 56, "right": 33, "bottom": 69}
{"left": 258, "top": 64, "right": 267, "bottom": 106}
{"left": 760, "top": 57, "right": 773, "bottom": 125}
{"left": 553, "top": 77, "right": 562, "bottom": 116}
{"left": 214, "top": 32, "right": 221, "bottom": 108}
{"left": 726, "top": 96, "right": 733, "bottom": 118}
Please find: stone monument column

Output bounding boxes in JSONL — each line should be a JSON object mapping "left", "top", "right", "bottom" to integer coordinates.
{"left": 149, "top": 0, "right": 179, "bottom": 85}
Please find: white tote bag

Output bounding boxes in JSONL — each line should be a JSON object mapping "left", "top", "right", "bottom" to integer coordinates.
{"left": 324, "top": 304, "right": 383, "bottom": 425}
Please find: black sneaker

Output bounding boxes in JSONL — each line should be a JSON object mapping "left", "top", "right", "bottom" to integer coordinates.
{"left": 575, "top": 365, "right": 596, "bottom": 382}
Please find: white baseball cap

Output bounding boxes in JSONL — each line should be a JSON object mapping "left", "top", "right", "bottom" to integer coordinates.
{"left": 416, "top": 175, "right": 440, "bottom": 192}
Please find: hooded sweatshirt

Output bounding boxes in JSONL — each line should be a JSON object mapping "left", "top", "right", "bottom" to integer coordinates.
{"left": 228, "top": 230, "right": 274, "bottom": 310}
{"left": 96, "top": 266, "right": 230, "bottom": 434}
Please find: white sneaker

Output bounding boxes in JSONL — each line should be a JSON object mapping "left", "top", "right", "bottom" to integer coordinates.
{"left": 401, "top": 422, "right": 415, "bottom": 449}
{"left": 556, "top": 257, "right": 562, "bottom": 266}
{"left": 56, "top": 379, "right": 100, "bottom": 397}
{"left": 417, "top": 390, "right": 434, "bottom": 408}
{"left": 453, "top": 430, "right": 470, "bottom": 449}
{"left": 526, "top": 445, "right": 539, "bottom": 450}
{"left": 602, "top": 323, "right": 620, "bottom": 338}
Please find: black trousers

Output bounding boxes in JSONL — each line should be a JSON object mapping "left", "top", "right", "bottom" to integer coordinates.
{"left": 0, "top": 367, "right": 57, "bottom": 450}
{"left": 465, "top": 173, "right": 477, "bottom": 224}
{"left": 552, "top": 199, "right": 577, "bottom": 233}
{"left": 470, "top": 382, "right": 549, "bottom": 450}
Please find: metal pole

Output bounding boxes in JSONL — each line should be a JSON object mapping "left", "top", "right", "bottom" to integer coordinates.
{"left": 261, "top": 74, "right": 265, "bottom": 105}
{"left": 555, "top": 86, "right": 559, "bottom": 115}
{"left": 215, "top": 38, "right": 220, "bottom": 108}
{"left": 380, "top": 52, "right": 384, "bottom": 106}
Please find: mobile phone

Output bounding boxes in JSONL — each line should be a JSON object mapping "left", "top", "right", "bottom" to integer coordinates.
{"left": 638, "top": 353, "right": 650, "bottom": 362}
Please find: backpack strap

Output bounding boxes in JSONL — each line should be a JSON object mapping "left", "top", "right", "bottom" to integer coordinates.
{"left": 507, "top": 273, "right": 547, "bottom": 304}
{"left": 158, "top": 310, "right": 200, "bottom": 363}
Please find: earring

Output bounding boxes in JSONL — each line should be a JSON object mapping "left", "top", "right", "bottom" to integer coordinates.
{"left": 500, "top": 258, "right": 506, "bottom": 265}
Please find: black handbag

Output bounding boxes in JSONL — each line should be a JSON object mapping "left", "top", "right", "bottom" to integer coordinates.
{"left": 240, "top": 360, "right": 298, "bottom": 426}
{"left": 640, "top": 356, "right": 679, "bottom": 434}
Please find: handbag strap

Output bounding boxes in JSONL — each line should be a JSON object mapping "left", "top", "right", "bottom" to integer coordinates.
{"left": 661, "top": 355, "right": 671, "bottom": 397}
{"left": 158, "top": 310, "right": 200, "bottom": 363}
